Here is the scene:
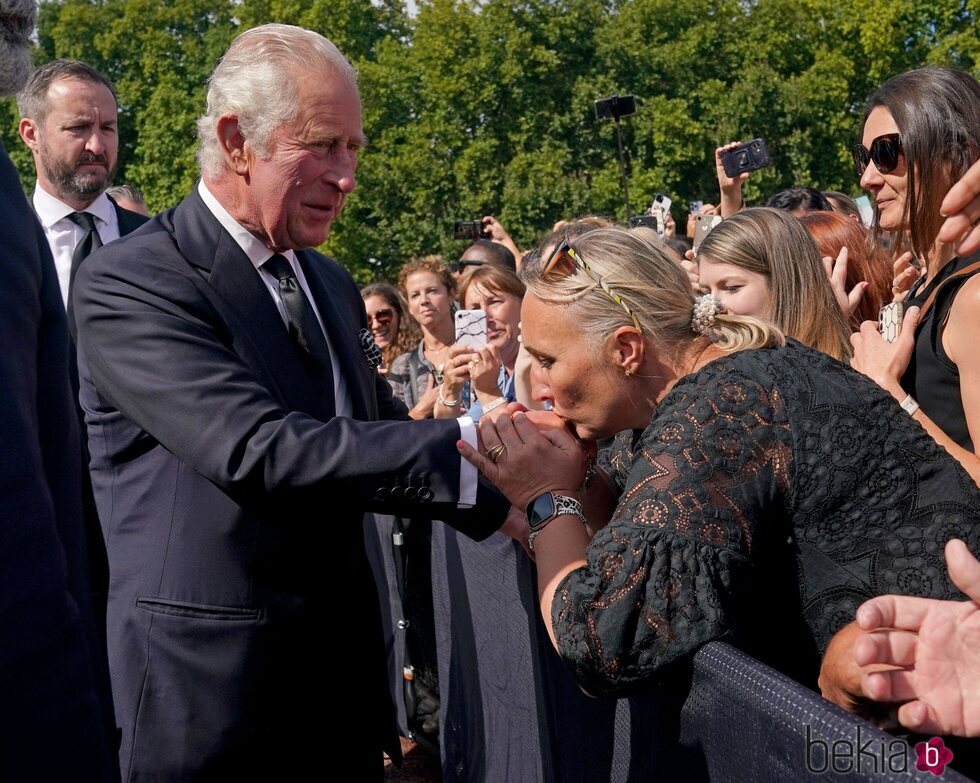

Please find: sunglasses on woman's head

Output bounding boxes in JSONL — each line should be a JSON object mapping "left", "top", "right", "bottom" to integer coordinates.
{"left": 852, "top": 133, "right": 903, "bottom": 177}
{"left": 542, "top": 236, "right": 642, "bottom": 333}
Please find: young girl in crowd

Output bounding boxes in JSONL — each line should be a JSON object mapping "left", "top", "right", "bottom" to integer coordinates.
{"left": 695, "top": 207, "right": 854, "bottom": 361}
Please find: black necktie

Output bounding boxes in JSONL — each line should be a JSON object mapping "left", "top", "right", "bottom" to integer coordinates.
{"left": 66, "top": 211, "right": 103, "bottom": 337}
{"left": 263, "top": 254, "right": 336, "bottom": 384}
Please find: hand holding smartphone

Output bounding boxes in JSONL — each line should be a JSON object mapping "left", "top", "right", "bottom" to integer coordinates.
{"left": 877, "top": 302, "right": 903, "bottom": 343}
{"left": 454, "top": 309, "right": 488, "bottom": 350}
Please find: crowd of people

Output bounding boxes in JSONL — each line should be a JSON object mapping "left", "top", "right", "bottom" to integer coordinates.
{"left": 2, "top": 1, "right": 980, "bottom": 780}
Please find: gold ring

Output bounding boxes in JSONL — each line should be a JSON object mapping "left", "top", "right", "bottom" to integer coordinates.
{"left": 487, "top": 443, "right": 506, "bottom": 464}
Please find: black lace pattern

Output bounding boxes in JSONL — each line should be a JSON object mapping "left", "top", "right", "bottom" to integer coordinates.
{"left": 554, "top": 341, "right": 980, "bottom": 697}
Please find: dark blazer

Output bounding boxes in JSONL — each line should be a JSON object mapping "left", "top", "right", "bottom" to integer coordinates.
{"left": 0, "top": 142, "right": 116, "bottom": 780}
{"left": 74, "top": 187, "right": 507, "bottom": 781}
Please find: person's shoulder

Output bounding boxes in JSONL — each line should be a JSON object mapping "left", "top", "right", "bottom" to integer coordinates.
{"left": 388, "top": 348, "right": 415, "bottom": 375}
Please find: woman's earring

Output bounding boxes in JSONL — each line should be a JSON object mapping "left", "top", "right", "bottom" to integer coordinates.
{"left": 624, "top": 369, "right": 633, "bottom": 378}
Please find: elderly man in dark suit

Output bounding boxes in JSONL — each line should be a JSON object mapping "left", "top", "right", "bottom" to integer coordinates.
{"left": 74, "top": 23, "right": 507, "bottom": 781}
{"left": 0, "top": 0, "right": 116, "bottom": 779}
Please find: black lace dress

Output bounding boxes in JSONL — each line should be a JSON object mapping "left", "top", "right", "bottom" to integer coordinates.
{"left": 555, "top": 340, "right": 980, "bottom": 698}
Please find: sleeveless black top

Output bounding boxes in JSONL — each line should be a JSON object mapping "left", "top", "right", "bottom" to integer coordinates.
{"left": 903, "top": 250, "right": 980, "bottom": 451}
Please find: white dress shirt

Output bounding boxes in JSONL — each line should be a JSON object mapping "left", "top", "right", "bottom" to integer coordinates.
{"left": 33, "top": 185, "right": 121, "bottom": 309}
{"left": 196, "top": 181, "right": 478, "bottom": 506}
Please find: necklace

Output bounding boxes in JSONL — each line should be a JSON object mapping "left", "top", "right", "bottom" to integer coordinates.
{"left": 423, "top": 342, "right": 450, "bottom": 384}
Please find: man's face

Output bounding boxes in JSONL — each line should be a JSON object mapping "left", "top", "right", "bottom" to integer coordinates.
{"left": 0, "top": 0, "right": 36, "bottom": 96}
{"left": 23, "top": 77, "right": 118, "bottom": 208}
{"left": 240, "top": 73, "right": 363, "bottom": 251}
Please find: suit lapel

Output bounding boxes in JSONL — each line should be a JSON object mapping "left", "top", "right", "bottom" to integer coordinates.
{"left": 298, "top": 251, "right": 375, "bottom": 420}
{"left": 171, "top": 189, "right": 336, "bottom": 420}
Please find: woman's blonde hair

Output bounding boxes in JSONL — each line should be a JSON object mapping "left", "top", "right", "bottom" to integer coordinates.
{"left": 697, "top": 208, "right": 852, "bottom": 361}
{"left": 522, "top": 227, "right": 782, "bottom": 364}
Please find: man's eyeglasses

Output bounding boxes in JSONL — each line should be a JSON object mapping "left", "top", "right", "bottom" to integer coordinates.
{"left": 542, "top": 236, "right": 642, "bottom": 332}
{"left": 852, "top": 133, "right": 903, "bottom": 177}
{"left": 448, "top": 260, "right": 486, "bottom": 274}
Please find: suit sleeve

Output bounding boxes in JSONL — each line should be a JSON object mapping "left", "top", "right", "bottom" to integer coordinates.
{"left": 74, "top": 244, "right": 506, "bottom": 538}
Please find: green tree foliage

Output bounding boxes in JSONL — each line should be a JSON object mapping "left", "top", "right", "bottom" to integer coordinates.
{"left": 2, "top": 0, "right": 976, "bottom": 282}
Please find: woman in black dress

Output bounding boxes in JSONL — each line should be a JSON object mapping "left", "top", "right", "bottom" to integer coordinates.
{"left": 460, "top": 227, "right": 980, "bottom": 713}
{"left": 850, "top": 67, "right": 980, "bottom": 485}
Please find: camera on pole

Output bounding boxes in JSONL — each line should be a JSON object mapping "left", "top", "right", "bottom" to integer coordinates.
{"left": 594, "top": 94, "right": 637, "bottom": 220}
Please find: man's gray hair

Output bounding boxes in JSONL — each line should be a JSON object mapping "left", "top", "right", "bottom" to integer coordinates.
{"left": 196, "top": 23, "right": 358, "bottom": 178}
{"left": 0, "top": 0, "right": 37, "bottom": 96}
{"left": 16, "top": 59, "right": 117, "bottom": 123}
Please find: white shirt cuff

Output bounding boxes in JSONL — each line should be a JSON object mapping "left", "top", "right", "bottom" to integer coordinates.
{"left": 457, "top": 417, "right": 478, "bottom": 508}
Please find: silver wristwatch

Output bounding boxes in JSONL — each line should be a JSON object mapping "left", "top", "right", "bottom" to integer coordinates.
{"left": 525, "top": 492, "right": 587, "bottom": 552}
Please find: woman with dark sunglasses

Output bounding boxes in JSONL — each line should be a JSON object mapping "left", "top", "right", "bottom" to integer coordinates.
{"left": 457, "top": 228, "right": 980, "bottom": 775}
{"left": 850, "top": 67, "right": 980, "bottom": 486}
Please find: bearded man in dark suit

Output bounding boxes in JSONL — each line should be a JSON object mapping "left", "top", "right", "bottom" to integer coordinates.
{"left": 74, "top": 23, "right": 507, "bottom": 781}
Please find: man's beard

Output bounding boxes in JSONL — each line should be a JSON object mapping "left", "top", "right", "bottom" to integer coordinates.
{"left": 0, "top": 0, "right": 36, "bottom": 96}
{"left": 39, "top": 142, "right": 116, "bottom": 202}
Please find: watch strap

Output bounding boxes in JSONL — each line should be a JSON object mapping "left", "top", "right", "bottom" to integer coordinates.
{"left": 527, "top": 493, "right": 587, "bottom": 552}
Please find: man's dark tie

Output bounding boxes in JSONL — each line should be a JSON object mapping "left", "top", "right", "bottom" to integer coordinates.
{"left": 263, "top": 254, "right": 336, "bottom": 383}
{"left": 66, "top": 211, "right": 103, "bottom": 337}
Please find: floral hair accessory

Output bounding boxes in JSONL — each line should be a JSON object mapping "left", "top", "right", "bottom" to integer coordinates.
{"left": 691, "top": 294, "right": 723, "bottom": 335}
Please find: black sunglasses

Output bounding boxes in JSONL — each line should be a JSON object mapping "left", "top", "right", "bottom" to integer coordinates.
{"left": 852, "top": 133, "right": 903, "bottom": 177}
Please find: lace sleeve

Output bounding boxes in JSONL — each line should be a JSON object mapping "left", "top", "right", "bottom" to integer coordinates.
{"left": 552, "top": 372, "right": 793, "bottom": 697}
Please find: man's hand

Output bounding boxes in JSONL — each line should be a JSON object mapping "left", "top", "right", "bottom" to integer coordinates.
{"left": 856, "top": 539, "right": 980, "bottom": 737}
{"left": 939, "top": 159, "right": 980, "bottom": 256}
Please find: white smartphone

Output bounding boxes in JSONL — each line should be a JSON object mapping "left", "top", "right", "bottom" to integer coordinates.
{"left": 652, "top": 193, "right": 672, "bottom": 214}
{"left": 878, "top": 302, "right": 903, "bottom": 343}
{"left": 692, "top": 214, "right": 723, "bottom": 253}
{"left": 454, "top": 309, "right": 487, "bottom": 350}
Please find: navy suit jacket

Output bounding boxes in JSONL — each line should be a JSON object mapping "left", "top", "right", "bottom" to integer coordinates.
{"left": 0, "top": 142, "right": 116, "bottom": 780}
{"left": 74, "top": 186, "right": 507, "bottom": 780}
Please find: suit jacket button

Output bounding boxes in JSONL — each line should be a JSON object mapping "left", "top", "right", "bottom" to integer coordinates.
{"left": 417, "top": 487, "right": 433, "bottom": 502}
{"left": 375, "top": 487, "right": 390, "bottom": 501}
{"left": 390, "top": 485, "right": 404, "bottom": 500}
{"left": 404, "top": 486, "right": 418, "bottom": 501}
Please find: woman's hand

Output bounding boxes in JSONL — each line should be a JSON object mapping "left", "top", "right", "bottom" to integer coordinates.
{"left": 681, "top": 249, "right": 700, "bottom": 293}
{"left": 850, "top": 307, "right": 919, "bottom": 398}
{"left": 822, "top": 246, "right": 867, "bottom": 318}
{"left": 409, "top": 374, "right": 439, "bottom": 420}
{"left": 441, "top": 344, "right": 476, "bottom": 398}
{"left": 715, "top": 143, "right": 749, "bottom": 217}
{"left": 458, "top": 411, "right": 586, "bottom": 510}
{"left": 469, "top": 343, "right": 503, "bottom": 400}
{"left": 890, "top": 251, "right": 920, "bottom": 302}
{"left": 686, "top": 203, "right": 717, "bottom": 237}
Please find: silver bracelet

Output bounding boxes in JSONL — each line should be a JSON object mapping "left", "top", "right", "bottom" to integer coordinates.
{"left": 900, "top": 394, "right": 920, "bottom": 416}
{"left": 482, "top": 397, "right": 507, "bottom": 414}
{"left": 438, "top": 387, "right": 461, "bottom": 408}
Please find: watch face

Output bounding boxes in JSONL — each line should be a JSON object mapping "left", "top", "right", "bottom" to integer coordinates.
{"left": 526, "top": 492, "right": 557, "bottom": 531}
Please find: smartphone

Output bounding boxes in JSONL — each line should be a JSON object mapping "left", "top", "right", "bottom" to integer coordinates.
{"left": 692, "top": 214, "right": 723, "bottom": 253}
{"left": 689, "top": 200, "right": 703, "bottom": 215}
{"left": 453, "top": 220, "right": 484, "bottom": 241}
{"left": 454, "top": 309, "right": 487, "bottom": 350}
{"left": 878, "top": 302, "right": 903, "bottom": 343}
{"left": 651, "top": 193, "right": 672, "bottom": 215}
{"left": 721, "top": 138, "right": 772, "bottom": 178}
{"left": 628, "top": 213, "right": 663, "bottom": 235}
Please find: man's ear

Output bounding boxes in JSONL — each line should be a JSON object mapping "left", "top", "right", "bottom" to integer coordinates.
{"left": 18, "top": 118, "right": 41, "bottom": 152}
{"left": 215, "top": 115, "right": 250, "bottom": 175}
